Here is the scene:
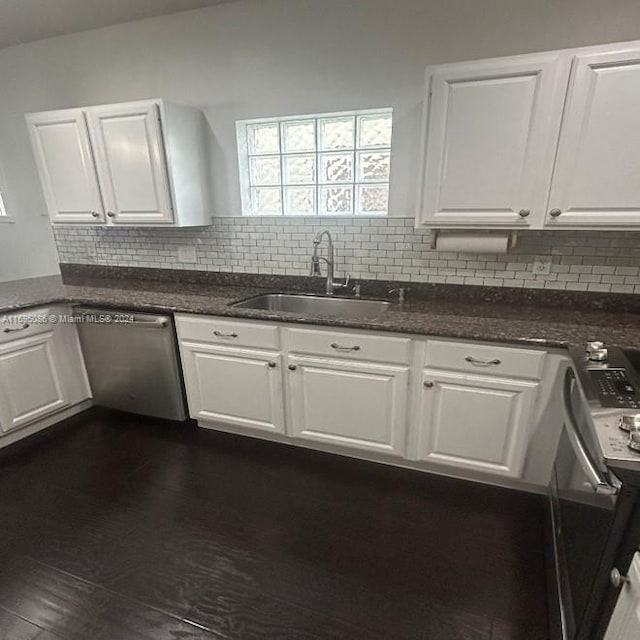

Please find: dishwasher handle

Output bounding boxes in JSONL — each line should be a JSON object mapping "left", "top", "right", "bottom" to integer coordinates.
{"left": 128, "top": 317, "right": 168, "bottom": 329}
{"left": 563, "top": 368, "right": 618, "bottom": 496}
{"left": 74, "top": 309, "right": 169, "bottom": 329}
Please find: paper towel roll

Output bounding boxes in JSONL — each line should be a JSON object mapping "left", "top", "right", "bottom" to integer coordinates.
{"left": 433, "top": 231, "right": 515, "bottom": 254}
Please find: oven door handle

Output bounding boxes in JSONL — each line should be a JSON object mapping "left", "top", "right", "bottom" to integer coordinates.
{"left": 563, "top": 368, "right": 619, "bottom": 496}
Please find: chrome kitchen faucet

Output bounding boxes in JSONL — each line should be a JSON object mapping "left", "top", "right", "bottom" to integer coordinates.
{"left": 310, "top": 230, "right": 350, "bottom": 295}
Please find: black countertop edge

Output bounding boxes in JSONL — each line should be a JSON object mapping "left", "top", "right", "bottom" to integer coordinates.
{"left": 59, "top": 263, "right": 640, "bottom": 313}
{"left": 3, "top": 269, "right": 640, "bottom": 351}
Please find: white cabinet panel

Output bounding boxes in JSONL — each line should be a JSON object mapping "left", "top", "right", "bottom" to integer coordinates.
{"left": 27, "top": 99, "right": 210, "bottom": 227}
{"left": 287, "top": 355, "right": 409, "bottom": 456}
{"left": 415, "top": 370, "right": 538, "bottom": 477}
{"left": 547, "top": 47, "right": 640, "bottom": 227}
{"left": 606, "top": 553, "right": 640, "bottom": 640}
{"left": 26, "top": 110, "right": 104, "bottom": 223}
{"left": 180, "top": 342, "right": 284, "bottom": 433}
{"left": 418, "top": 54, "right": 567, "bottom": 227}
{"left": 0, "top": 332, "right": 69, "bottom": 432}
{"left": 87, "top": 102, "right": 174, "bottom": 224}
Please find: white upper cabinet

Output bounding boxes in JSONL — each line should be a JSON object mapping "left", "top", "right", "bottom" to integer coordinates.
{"left": 26, "top": 110, "right": 104, "bottom": 223}
{"left": 87, "top": 102, "right": 174, "bottom": 225}
{"left": 26, "top": 99, "right": 210, "bottom": 227}
{"left": 547, "top": 46, "right": 640, "bottom": 228}
{"left": 417, "top": 39, "right": 640, "bottom": 230}
{"left": 417, "top": 53, "right": 569, "bottom": 228}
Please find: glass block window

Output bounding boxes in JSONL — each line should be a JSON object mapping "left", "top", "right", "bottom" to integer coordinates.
{"left": 236, "top": 109, "right": 392, "bottom": 216}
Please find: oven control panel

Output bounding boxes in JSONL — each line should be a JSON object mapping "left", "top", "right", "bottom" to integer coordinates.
{"left": 589, "top": 368, "right": 640, "bottom": 409}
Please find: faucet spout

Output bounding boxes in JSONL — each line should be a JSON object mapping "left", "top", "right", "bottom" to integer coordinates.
{"left": 311, "top": 230, "right": 335, "bottom": 295}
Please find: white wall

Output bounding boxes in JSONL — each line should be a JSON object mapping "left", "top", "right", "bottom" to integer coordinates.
{"left": 3, "top": 0, "right": 640, "bottom": 280}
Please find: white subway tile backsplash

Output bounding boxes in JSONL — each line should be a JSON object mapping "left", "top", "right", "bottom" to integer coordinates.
{"left": 53, "top": 218, "right": 640, "bottom": 294}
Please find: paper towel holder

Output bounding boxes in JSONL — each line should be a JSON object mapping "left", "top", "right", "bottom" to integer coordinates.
{"left": 430, "top": 229, "right": 518, "bottom": 251}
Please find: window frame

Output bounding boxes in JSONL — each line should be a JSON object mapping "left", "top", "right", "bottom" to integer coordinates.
{"left": 236, "top": 107, "right": 393, "bottom": 217}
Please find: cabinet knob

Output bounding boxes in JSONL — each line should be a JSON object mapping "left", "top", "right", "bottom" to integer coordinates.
{"left": 549, "top": 208, "right": 562, "bottom": 218}
{"left": 518, "top": 209, "right": 530, "bottom": 218}
{"left": 268, "top": 361, "right": 277, "bottom": 368}
{"left": 91, "top": 211, "right": 100, "bottom": 218}
{"left": 288, "top": 364, "right": 297, "bottom": 371}
{"left": 423, "top": 381, "right": 434, "bottom": 388}
{"left": 611, "top": 568, "right": 630, "bottom": 588}
{"left": 107, "top": 211, "right": 116, "bottom": 218}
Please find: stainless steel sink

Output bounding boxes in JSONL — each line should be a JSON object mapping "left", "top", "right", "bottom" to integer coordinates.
{"left": 231, "top": 293, "right": 391, "bottom": 317}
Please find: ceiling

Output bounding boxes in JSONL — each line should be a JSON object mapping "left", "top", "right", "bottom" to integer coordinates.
{"left": 0, "top": 0, "right": 238, "bottom": 50}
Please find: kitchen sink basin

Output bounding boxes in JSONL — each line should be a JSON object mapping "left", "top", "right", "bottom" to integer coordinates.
{"left": 231, "top": 293, "right": 391, "bottom": 317}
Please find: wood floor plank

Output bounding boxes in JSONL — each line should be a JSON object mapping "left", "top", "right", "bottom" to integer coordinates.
{"left": 0, "top": 408, "right": 547, "bottom": 640}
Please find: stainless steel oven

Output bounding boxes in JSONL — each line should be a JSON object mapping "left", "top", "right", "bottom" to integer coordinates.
{"left": 549, "top": 360, "right": 640, "bottom": 640}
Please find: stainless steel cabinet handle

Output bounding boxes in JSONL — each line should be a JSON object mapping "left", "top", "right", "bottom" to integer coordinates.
{"left": 424, "top": 381, "right": 434, "bottom": 388}
{"left": 465, "top": 356, "right": 501, "bottom": 366}
{"left": 3, "top": 323, "right": 30, "bottom": 333}
{"left": 611, "top": 568, "right": 630, "bottom": 588}
{"left": 330, "top": 343, "right": 361, "bottom": 352}
{"left": 518, "top": 209, "right": 530, "bottom": 218}
{"left": 288, "top": 364, "right": 297, "bottom": 371}
{"left": 268, "top": 361, "right": 277, "bottom": 368}
{"left": 549, "top": 208, "right": 562, "bottom": 218}
{"left": 213, "top": 331, "right": 238, "bottom": 338}
{"left": 107, "top": 211, "right": 116, "bottom": 218}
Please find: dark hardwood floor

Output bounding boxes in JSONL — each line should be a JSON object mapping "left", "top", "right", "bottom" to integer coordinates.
{"left": 0, "top": 409, "right": 549, "bottom": 639}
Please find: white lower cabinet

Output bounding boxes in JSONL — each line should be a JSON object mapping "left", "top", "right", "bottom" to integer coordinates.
{"left": 286, "top": 355, "right": 409, "bottom": 456}
{"left": 414, "top": 369, "right": 539, "bottom": 477}
{"left": 0, "top": 306, "right": 91, "bottom": 437}
{"left": 180, "top": 342, "right": 284, "bottom": 433}
{"left": 0, "top": 331, "right": 69, "bottom": 432}
{"left": 606, "top": 553, "right": 640, "bottom": 640}
{"left": 176, "top": 314, "right": 548, "bottom": 483}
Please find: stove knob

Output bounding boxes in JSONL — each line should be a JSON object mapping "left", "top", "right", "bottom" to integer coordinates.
{"left": 588, "top": 348, "right": 608, "bottom": 362}
{"left": 586, "top": 341, "right": 604, "bottom": 353}
{"left": 629, "top": 430, "right": 640, "bottom": 452}
{"left": 619, "top": 414, "right": 640, "bottom": 432}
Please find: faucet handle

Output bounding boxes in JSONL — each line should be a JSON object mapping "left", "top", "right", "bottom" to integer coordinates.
{"left": 333, "top": 274, "right": 351, "bottom": 290}
{"left": 388, "top": 287, "right": 409, "bottom": 304}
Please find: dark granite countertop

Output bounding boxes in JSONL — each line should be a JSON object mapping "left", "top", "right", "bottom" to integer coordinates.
{"left": 2, "top": 271, "right": 640, "bottom": 350}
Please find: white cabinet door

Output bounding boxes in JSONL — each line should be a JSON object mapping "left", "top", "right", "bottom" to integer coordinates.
{"left": 547, "top": 47, "right": 640, "bottom": 227}
{"left": 606, "top": 553, "right": 640, "bottom": 640}
{"left": 0, "top": 332, "right": 69, "bottom": 433}
{"left": 286, "top": 355, "right": 409, "bottom": 457}
{"left": 415, "top": 370, "right": 538, "bottom": 477}
{"left": 418, "top": 54, "right": 568, "bottom": 227}
{"left": 87, "top": 101, "right": 174, "bottom": 225}
{"left": 26, "top": 110, "right": 104, "bottom": 223}
{"left": 180, "top": 342, "right": 284, "bottom": 433}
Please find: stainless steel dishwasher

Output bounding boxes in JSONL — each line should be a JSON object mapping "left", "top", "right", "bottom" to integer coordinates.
{"left": 75, "top": 307, "right": 187, "bottom": 421}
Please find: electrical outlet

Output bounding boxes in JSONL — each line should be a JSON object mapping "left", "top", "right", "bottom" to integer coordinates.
{"left": 532, "top": 256, "right": 552, "bottom": 276}
{"left": 177, "top": 246, "right": 197, "bottom": 263}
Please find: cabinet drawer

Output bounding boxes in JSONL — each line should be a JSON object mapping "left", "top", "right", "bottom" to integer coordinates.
{"left": 0, "top": 307, "right": 55, "bottom": 345}
{"left": 425, "top": 339, "right": 545, "bottom": 379}
{"left": 176, "top": 314, "right": 279, "bottom": 350}
{"left": 285, "top": 327, "right": 411, "bottom": 364}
